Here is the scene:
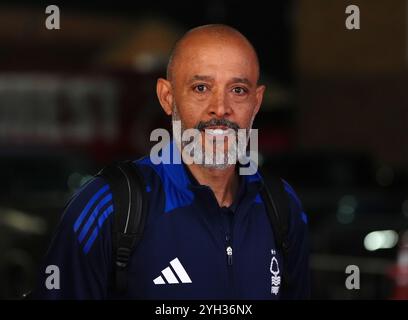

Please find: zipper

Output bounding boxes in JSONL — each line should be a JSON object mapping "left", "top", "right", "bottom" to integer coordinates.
{"left": 225, "top": 230, "right": 234, "bottom": 297}
{"left": 226, "top": 234, "right": 233, "bottom": 266}
{"left": 219, "top": 204, "right": 235, "bottom": 296}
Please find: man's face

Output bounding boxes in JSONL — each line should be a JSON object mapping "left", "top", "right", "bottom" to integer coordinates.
{"left": 158, "top": 34, "right": 265, "bottom": 168}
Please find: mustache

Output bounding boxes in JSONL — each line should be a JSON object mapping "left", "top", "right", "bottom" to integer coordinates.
{"left": 195, "top": 118, "right": 240, "bottom": 132}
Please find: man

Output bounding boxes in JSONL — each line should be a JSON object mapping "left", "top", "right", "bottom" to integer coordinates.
{"left": 31, "top": 24, "right": 310, "bottom": 299}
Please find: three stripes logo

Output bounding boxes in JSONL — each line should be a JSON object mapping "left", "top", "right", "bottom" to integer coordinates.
{"left": 153, "top": 258, "right": 192, "bottom": 285}
{"left": 73, "top": 184, "right": 114, "bottom": 254}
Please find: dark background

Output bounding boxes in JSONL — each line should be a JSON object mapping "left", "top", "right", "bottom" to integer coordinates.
{"left": 0, "top": 0, "right": 407, "bottom": 299}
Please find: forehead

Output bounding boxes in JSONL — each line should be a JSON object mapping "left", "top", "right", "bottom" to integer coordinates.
{"left": 174, "top": 38, "right": 258, "bottom": 82}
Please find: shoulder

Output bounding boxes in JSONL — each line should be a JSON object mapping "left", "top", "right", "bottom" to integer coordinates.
{"left": 132, "top": 156, "right": 163, "bottom": 183}
{"left": 65, "top": 176, "right": 111, "bottom": 220}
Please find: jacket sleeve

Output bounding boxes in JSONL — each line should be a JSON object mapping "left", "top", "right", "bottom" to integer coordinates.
{"left": 31, "top": 177, "right": 114, "bottom": 299}
{"left": 281, "top": 180, "right": 311, "bottom": 299}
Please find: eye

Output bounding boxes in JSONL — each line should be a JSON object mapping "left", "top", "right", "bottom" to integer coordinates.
{"left": 232, "top": 87, "right": 247, "bottom": 95}
{"left": 194, "top": 84, "right": 208, "bottom": 93}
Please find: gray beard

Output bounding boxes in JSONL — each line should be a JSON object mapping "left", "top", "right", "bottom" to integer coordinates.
{"left": 171, "top": 104, "right": 253, "bottom": 170}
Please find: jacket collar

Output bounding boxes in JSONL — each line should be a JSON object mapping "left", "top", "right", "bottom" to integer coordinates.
{"left": 158, "top": 140, "right": 264, "bottom": 197}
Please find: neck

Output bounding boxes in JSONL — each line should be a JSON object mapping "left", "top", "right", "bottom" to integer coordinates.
{"left": 187, "top": 163, "right": 239, "bottom": 208}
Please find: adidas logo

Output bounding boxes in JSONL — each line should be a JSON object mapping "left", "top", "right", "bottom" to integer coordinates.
{"left": 153, "top": 258, "right": 192, "bottom": 285}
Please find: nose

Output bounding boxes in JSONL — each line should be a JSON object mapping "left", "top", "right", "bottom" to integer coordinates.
{"left": 208, "top": 90, "right": 232, "bottom": 118}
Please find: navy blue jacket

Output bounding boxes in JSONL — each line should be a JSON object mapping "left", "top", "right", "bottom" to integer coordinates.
{"left": 32, "top": 142, "right": 310, "bottom": 299}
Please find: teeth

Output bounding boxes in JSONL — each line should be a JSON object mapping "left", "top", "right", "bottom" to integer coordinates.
{"left": 206, "top": 129, "right": 227, "bottom": 135}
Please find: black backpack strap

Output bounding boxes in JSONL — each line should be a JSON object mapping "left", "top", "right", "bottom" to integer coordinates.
{"left": 259, "top": 171, "right": 291, "bottom": 291}
{"left": 96, "top": 160, "right": 147, "bottom": 293}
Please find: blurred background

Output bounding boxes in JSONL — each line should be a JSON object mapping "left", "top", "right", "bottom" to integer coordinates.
{"left": 0, "top": 0, "right": 407, "bottom": 299}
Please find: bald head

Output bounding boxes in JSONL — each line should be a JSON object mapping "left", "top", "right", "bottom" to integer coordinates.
{"left": 166, "top": 24, "right": 260, "bottom": 83}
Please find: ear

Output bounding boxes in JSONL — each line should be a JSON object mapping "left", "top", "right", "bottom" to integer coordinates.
{"left": 156, "top": 78, "right": 174, "bottom": 115}
{"left": 253, "top": 84, "right": 266, "bottom": 116}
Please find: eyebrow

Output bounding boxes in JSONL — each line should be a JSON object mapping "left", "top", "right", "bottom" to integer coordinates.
{"left": 187, "top": 75, "right": 214, "bottom": 84}
{"left": 230, "top": 77, "right": 253, "bottom": 87}
{"left": 187, "top": 75, "right": 253, "bottom": 87}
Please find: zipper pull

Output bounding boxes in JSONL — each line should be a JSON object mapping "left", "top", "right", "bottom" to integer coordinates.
{"left": 226, "top": 246, "right": 233, "bottom": 265}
